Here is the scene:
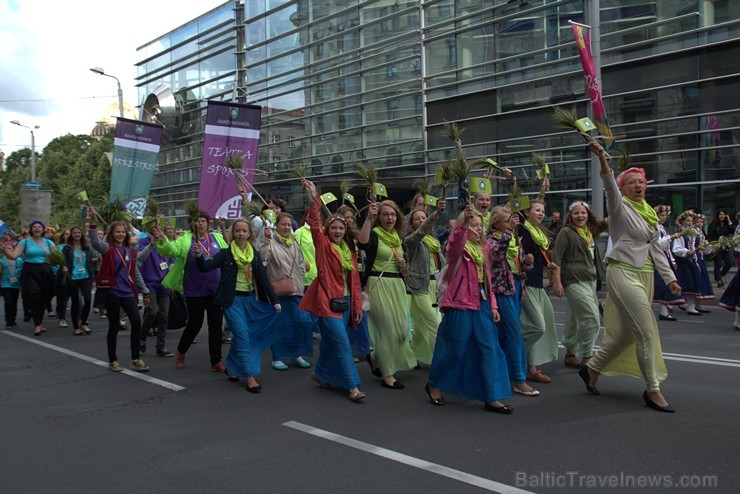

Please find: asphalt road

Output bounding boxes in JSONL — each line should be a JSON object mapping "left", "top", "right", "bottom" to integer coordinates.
{"left": 1, "top": 293, "right": 738, "bottom": 494}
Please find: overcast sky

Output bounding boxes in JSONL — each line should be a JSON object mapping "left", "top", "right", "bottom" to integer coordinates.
{"left": 0, "top": 0, "right": 225, "bottom": 161}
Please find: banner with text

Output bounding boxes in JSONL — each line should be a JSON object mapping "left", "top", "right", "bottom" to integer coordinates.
{"left": 110, "top": 118, "right": 163, "bottom": 218}
{"left": 571, "top": 21, "right": 614, "bottom": 149}
{"left": 198, "top": 102, "right": 262, "bottom": 219}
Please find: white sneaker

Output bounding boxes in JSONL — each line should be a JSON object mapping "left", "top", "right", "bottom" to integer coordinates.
{"left": 58, "top": 319, "right": 68, "bottom": 328}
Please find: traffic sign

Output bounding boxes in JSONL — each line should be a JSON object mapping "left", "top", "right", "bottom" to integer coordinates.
{"left": 23, "top": 182, "right": 42, "bottom": 189}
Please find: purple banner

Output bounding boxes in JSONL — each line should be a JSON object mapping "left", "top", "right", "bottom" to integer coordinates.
{"left": 198, "top": 102, "right": 262, "bottom": 219}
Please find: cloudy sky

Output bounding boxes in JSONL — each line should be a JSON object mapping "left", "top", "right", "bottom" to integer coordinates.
{"left": 0, "top": 0, "right": 225, "bottom": 160}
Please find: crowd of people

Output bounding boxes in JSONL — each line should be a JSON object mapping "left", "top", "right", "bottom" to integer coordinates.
{"left": 2, "top": 142, "right": 739, "bottom": 412}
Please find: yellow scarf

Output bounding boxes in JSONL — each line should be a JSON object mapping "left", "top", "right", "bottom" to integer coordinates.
{"left": 422, "top": 235, "right": 440, "bottom": 253}
{"left": 576, "top": 226, "right": 592, "bottom": 245}
{"left": 276, "top": 233, "right": 292, "bottom": 247}
{"left": 373, "top": 226, "right": 401, "bottom": 247}
{"left": 523, "top": 220, "right": 549, "bottom": 250}
{"left": 624, "top": 197, "right": 659, "bottom": 229}
{"left": 231, "top": 241, "right": 254, "bottom": 269}
{"left": 465, "top": 241, "right": 485, "bottom": 282}
{"left": 331, "top": 240, "right": 354, "bottom": 272}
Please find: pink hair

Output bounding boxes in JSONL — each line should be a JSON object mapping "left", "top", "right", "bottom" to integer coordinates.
{"left": 617, "top": 167, "right": 647, "bottom": 188}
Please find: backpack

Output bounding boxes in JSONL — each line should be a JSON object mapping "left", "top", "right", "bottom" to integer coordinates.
{"left": 434, "top": 255, "right": 462, "bottom": 307}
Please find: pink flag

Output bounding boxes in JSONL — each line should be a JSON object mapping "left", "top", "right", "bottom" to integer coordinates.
{"left": 198, "top": 102, "right": 262, "bottom": 219}
{"left": 571, "top": 21, "right": 614, "bottom": 149}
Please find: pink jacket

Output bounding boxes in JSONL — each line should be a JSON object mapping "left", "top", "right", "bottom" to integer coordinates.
{"left": 440, "top": 223, "right": 498, "bottom": 313}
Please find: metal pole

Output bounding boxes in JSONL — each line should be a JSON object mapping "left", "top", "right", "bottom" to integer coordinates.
{"left": 117, "top": 80, "right": 124, "bottom": 118}
{"left": 589, "top": 0, "right": 604, "bottom": 219}
{"left": 30, "top": 128, "right": 36, "bottom": 184}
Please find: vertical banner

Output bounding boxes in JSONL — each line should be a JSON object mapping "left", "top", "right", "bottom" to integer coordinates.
{"left": 571, "top": 21, "right": 614, "bottom": 149}
{"left": 20, "top": 189, "right": 51, "bottom": 227}
{"left": 110, "top": 118, "right": 163, "bottom": 218}
{"left": 198, "top": 102, "right": 262, "bottom": 219}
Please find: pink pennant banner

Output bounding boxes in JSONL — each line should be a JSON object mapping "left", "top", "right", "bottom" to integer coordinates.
{"left": 571, "top": 21, "right": 614, "bottom": 149}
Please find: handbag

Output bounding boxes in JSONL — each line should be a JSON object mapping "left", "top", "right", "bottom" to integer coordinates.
{"left": 330, "top": 298, "right": 349, "bottom": 312}
{"left": 271, "top": 277, "right": 294, "bottom": 296}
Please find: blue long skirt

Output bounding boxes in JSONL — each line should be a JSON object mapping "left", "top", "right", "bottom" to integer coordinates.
{"left": 271, "top": 295, "right": 314, "bottom": 361}
{"left": 428, "top": 297, "right": 511, "bottom": 403}
{"left": 224, "top": 295, "right": 277, "bottom": 377}
{"left": 349, "top": 310, "right": 371, "bottom": 358}
{"left": 696, "top": 256, "right": 715, "bottom": 300}
{"left": 719, "top": 269, "right": 740, "bottom": 312}
{"left": 653, "top": 269, "right": 684, "bottom": 305}
{"left": 675, "top": 257, "right": 702, "bottom": 296}
{"left": 315, "top": 299, "right": 362, "bottom": 390}
{"left": 495, "top": 280, "right": 527, "bottom": 383}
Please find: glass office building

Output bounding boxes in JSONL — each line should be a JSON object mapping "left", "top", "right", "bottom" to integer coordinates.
{"left": 137, "top": 0, "right": 740, "bottom": 222}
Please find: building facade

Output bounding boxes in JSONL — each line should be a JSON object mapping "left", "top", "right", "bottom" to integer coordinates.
{"left": 137, "top": 0, "right": 740, "bottom": 222}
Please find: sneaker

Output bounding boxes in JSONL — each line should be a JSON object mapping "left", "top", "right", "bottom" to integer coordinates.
{"left": 294, "top": 357, "right": 311, "bottom": 369}
{"left": 108, "top": 361, "right": 123, "bottom": 372}
{"left": 93, "top": 308, "right": 99, "bottom": 314}
{"left": 58, "top": 319, "right": 68, "bottom": 328}
{"left": 211, "top": 362, "right": 226, "bottom": 372}
{"left": 6, "top": 322, "right": 17, "bottom": 329}
{"left": 47, "top": 310, "right": 56, "bottom": 318}
{"left": 272, "top": 360, "right": 289, "bottom": 371}
{"left": 222, "top": 334, "right": 231, "bottom": 344}
{"left": 130, "top": 359, "right": 150, "bottom": 372}
{"left": 119, "top": 319, "right": 128, "bottom": 330}
{"left": 175, "top": 351, "right": 185, "bottom": 369}
{"left": 156, "top": 349, "right": 174, "bottom": 358}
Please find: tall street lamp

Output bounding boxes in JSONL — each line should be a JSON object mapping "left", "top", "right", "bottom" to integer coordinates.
{"left": 10, "top": 120, "right": 39, "bottom": 184}
{"left": 90, "top": 66, "right": 124, "bottom": 118}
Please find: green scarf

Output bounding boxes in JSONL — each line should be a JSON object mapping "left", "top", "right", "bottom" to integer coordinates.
{"left": 523, "top": 220, "right": 549, "bottom": 250}
{"left": 577, "top": 226, "right": 592, "bottom": 245}
{"left": 276, "top": 233, "right": 292, "bottom": 247}
{"left": 422, "top": 235, "right": 440, "bottom": 254}
{"left": 373, "top": 226, "right": 401, "bottom": 248}
{"left": 624, "top": 196, "right": 659, "bottom": 228}
{"left": 465, "top": 241, "right": 484, "bottom": 266}
{"left": 495, "top": 231, "right": 521, "bottom": 274}
{"left": 230, "top": 241, "right": 254, "bottom": 269}
{"left": 331, "top": 240, "right": 355, "bottom": 272}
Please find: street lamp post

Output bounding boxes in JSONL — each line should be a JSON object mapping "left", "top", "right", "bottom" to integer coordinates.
{"left": 10, "top": 120, "right": 39, "bottom": 184}
{"left": 90, "top": 66, "right": 124, "bottom": 118}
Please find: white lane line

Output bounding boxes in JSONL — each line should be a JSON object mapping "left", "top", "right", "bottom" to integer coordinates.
{"left": 556, "top": 343, "right": 740, "bottom": 368}
{"left": 2, "top": 331, "right": 186, "bottom": 392}
{"left": 553, "top": 310, "right": 706, "bottom": 323}
{"left": 283, "top": 421, "right": 534, "bottom": 494}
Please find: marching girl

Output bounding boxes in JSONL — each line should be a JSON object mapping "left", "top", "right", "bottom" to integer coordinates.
{"left": 427, "top": 205, "right": 513, "bottom": 414}
{"left": 672, "top": 211, "right": 703, "bottom": 316}
{"left": 718, "top": 223, "right": 740, "bottom": 329}
{"left": 62, "top": 226, "right": 95, "bottom": 335}
{"left": 299, "top": 180, "right": 366, "bottom": 401}
{"left": 87, "top": 212, "right": 151, "bottom": 372}
{"left": 517, "top": 199, "right": 560, "bottom": 386}
{"left": 136, "top": 225, "right": 174, "bottom": 357}
{"left": 358, "top": 200, "right": 416, "bottom": 390}
{"left": 2, "top": 220, "right": 57, "bottom": 336}
{"left": 404, "top": 199, "right": 446, "bottom": 366}
{"left": 54, "top": 228, "right": 71, "bottom": 328}
{"left": 194, "top": 218, "right": 281, "bottom": 392}
{"left": 157, "top": 211, "right": 228, "bottom": 371}
{"left": 652, "top": 205, "right": 684, "bottom": 321}
{"left": 693, "top": 213, "right": 715, "bottom": 312}
{"left": 1, "top": 247, "right": 23, "bottom": 329}
{"left": 551, "top": 201, "right": 607, "bottom": 369}
{"left": 259, "top": 212, "right": 310, "bottom": 371}
{"left": 485, "top": 205, "right": 538, "bottom": 396}
{"left": 337, "top": 205, "right": 371, "bottom": 361}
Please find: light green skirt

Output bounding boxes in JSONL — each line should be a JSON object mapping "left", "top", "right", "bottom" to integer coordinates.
{"left": 366, "top": 276, "right": 416, "bottom": 376}
{"left": 409, "top": 280, "right": 440, "bottom": 365}
{"left": 520, "top": 286, "right": 558, "bottom": 366}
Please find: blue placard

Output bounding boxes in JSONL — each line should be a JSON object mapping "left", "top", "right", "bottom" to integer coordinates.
{"left": 23, "top": 182, "right": 42, "bottom": 189}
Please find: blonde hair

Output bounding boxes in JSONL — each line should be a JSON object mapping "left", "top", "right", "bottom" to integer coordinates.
{"left": 373, "top": 200, "right": 405, "bottom": 237}
{"left": 231, "top": 218, "right": 256, "bottom": 244}
{"left": 487, "top": 205, "right": 513, "bottom": 234}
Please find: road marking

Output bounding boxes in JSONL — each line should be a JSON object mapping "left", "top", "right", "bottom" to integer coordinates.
{"left": 283, "top": 421, "right": 534, "bottom": 494}
{"left": 2, "top": 331, "right": 186, "bottom": 392}
{"left": 556, "top": 343, "right": 740, "bottom": 368}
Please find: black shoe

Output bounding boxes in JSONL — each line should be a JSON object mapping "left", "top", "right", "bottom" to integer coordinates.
{"left": 246, "top": 383, "right": 262, "bottom": 393}
{"left": 381, "top": 380, "right": 405, "bottom": 390}
{"left": 696, "top": 309, "right": 710, "bottom": 314}
{"left": 484, "top": 403, "right": 513, "bottom": 414}
{"left": 686, "top": 311, "right": 703, "bottom": 316}
{"left": 365, "top": 354, "right": 381, "bottom": 377}
{"left": 424, "top": 383, "right": 445, "bottom": 406}
{"left": 24, "top": 315, "right": 31, "bottom": 322}
{"left": 139, "top": 344, "right": 146, "bottom": 354}
{"left": 578, "top": 365, "right": 600, "bottom": 395}
{"left": 717, "top": 280, "right": 724, "bottom": 288}
{"left": 225, "top": 368, "right": 239, "bottom": 382}
{"left": 658, "top": 314, "right": 677, "bottom": 321}
{"left": 6, "top": 322, "right": 17, "bottom": 329}
{"left": 643, "top": 391, "right": 675, "bottom": 413}
{"left": 156, "top": 349, "right": 174, "bottom": 358}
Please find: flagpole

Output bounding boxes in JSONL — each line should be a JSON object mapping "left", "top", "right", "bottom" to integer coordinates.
{"left": 588, "top": 0, "right": 604, "bottom": 220}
